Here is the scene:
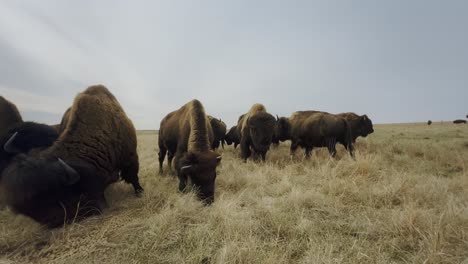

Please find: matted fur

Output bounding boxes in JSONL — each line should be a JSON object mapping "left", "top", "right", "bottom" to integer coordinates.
{"left": 0, "top": 85, "right": 143, "bottom": 227}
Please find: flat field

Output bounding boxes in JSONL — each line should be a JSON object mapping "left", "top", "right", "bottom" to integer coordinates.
{"left": 1, "top": 123, "right": 467, "bottom": 264}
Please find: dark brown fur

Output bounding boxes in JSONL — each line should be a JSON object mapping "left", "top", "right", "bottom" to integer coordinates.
{"left": 225, "top": 125, "right": 241, "bottom": 148}
{"left": 238, "top": 104, "right": 276, "bottom": 161}
{"left": 427, "top": 120, "right": 432, "bottom": 125}
{"left": 0, "top": 85, "right": 143, "bottom": 227}
{"left": 208, "top": 115, "right": 227, "bottom": 150}
{"left": 276, "top": 111, "right": 354, "bottom": 158}
{"left": 0, "top": 96, "right": 23, "bottom": 138}
{"left": 158, "top": 99, "right": 221, "bottom": 204}
{"left": 337, "top": 112, "right": 374, "bottom": 142}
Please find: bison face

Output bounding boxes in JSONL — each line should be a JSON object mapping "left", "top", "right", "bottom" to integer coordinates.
{"left": 0, "top": 155, "right": 83, "bottom": 227}
{"left": 275, "top": 117, "right": 291, "bottom": 142}
{"left": 225, "top": 126, "right": 238, "bottom": 146}
{"left": 247, "top": 113, "right": 276, "bottom": 153}
{"left": 359, "top": 115, "right": 374, "bottom": 137}
{"left": 179, "top": 151, "right": 221, "bottom": 204}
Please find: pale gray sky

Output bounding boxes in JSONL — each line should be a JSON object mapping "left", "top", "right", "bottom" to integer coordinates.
{"left": 0, "top": 0, "right": 467, "bottom": 129}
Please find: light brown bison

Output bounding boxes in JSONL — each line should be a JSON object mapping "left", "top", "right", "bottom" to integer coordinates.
{"left": 225, "top": 125, "right": 240, "bottom": 148}
{"left": 158, "top": 99, "right": 221, "bottom": 204}
{"left": 238, "top": 104, "right": 276, "bottom": 161}
{"left": 0, "top": 85, "right": 143, "bottom": 227}
{"left": 208, "top": 115, "right": 227, "bottom": 150}
{"left": 276, "top": 111, "right": 354, "bottom": 158}
{"left": 336, "top": 112, "right": 374, "bottom": 143}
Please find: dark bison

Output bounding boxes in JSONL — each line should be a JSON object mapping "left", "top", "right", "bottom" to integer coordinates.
{"left": 276, "top": 111, "right": 354, "bottom": 158}
{"left": 158, "top": 99, "right": 221, "bottom": 204}
{"left": 336, "top": 112, "right": 374, "bottom": 142}
{"left": 0, "top": 97, "right": 59, "bottom": 176}
{"left": 225, "top": 125, "right": 240, "bottom": 149}
{"left": 208, "top": 115, "right": 227, "bottom": 150}
{"left": 0, "top": 96, "right": 23, "bottom": 137}
{"left": 0, "top": 85, "right": 143, "bottom": 227}
{"left": 238, "top": 104, "right": 276, "bottom": 161}
{"left": 453, "top": 119, "right": 467, "bottom": 124}
{"left": 427, "top": 120, "right": 432, "bottom": 125}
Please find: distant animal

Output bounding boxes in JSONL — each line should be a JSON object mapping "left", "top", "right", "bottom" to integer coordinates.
{"left": 207, "top": 116, "right": 227, "bottom": 150}
{"left": 237, "top": 104, "right": 276, "bottom": 161}
{"left": 276, "top": 111, "right": 354, "bottom": 158}
{"left": 336, "top": 112, "right": 374, "bottom": 142}
{"left": 427, "top": 120, "right": 432, "bottom": 125}
{"left": 453, "top": 119, "right": 467, "bottom": 124}
{"left": 158, "top": 99, "right": 221, "bottom": 204}
{"left": 225, "top": 125, "right": 240, "bottom": 149}
{"left": 0, "top": 85, "right": 143, "bottom": 227}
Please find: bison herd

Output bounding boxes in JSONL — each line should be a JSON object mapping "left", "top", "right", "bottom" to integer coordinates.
{"left": 0, "top": 85, "right": 374, "bottom": 228}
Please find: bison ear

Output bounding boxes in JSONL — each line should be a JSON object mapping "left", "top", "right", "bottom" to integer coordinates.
{"left": 58, "top": 158, "right": 80, "bottom": 185}
{"left": 3, "top": 132, "right": 20, "bottom": 153}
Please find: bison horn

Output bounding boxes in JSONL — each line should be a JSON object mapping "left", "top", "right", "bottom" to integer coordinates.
{"left": 3, "top": 132, "right": 19, "bottom": 153}
{"left": 276, "top": 115, "right": 279, "bottom": 121}
{"left": 180, "top": 165, "right": 192, "bottom": 174}
{"left": 216, "top": 156, "right": 222, "bottom": 162}
{"left": 58, "top": 158, "right": 80, "bottom": 185}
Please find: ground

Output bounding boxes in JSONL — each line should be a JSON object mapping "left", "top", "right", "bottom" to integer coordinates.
{"left": 0, "top": 123, "right": 467, "bottom": 264}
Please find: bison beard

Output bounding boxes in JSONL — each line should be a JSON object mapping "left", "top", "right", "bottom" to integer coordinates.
{"left": 0, "top": 85, "right": 143, "bottom": 228}
{"left": 158, "top": 99, "right": 221, "bottom": 204}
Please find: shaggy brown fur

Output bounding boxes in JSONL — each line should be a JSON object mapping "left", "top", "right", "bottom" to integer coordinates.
{"left": 158, "top": 99, "right": 221, "bottom": 204}
{"left": 58, "top": 107, "right": 71, "bottom": 134}
{"left": 237, "top": 104, "right": 276, "bottom": 161}
{"left": 0, "top": 85, "right": 143, "bottom": 227}
{"left": 207, "top": 115, "right": 227, "bottom": 150}
{"left": 0, "top": 96, "right": 23, "bottom": 138}
{"left": 337, "top": 112, "right": 374, "bottom": 142}
{"left": 276, "top": 111, "right": 354, "bottom": 158}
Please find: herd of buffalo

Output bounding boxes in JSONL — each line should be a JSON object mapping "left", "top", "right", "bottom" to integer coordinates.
{"left": 1, "top": 85, "right": 375, "bottom": 228}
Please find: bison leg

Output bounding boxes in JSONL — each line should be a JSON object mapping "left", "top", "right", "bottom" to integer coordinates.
{"left": 240, "top": 138, "right": 251, "bottom": 162}
{"left": 234, "top": 142, "right": 239, "bottom": 149}
{"left": 290, "top": 141, "right": 299, "bottom": 160}
{"left": 305, "top": 147, "right": 312, "bottom": 158}
{"left": 158, "top": 145, "right": 167, "bottom": 174}
{"left": 326, "top": 138, "right": 337, "bottom": 158}
{"left": 121, "top": 153, "right": 144, "bottom": 196}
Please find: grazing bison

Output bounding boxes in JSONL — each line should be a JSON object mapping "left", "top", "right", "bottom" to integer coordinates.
{"left": 336, "top": 112, "right": 374, "bottom": 142}
{"left": 0, "top": 85, "right": 143, "bottom": 227}
{"left": 276, "top": 111, "right": 354, "bottom": 158}
{"left": 427, "top": 120, "right": 432, "bottom": 125}
{"left": 208, "top": 116, "right": 227, "bottom": 150}
{"left": 238, "top": 104, "right": 276, "bottom": 161}
{"left": 158, "top": 99, "right": 221, "bottom": 204}
{"left": 225, "top": 125, "right": 241, "bottom": 149}
{"left": 453, "top": 119, "right": 467, "bottom": 124}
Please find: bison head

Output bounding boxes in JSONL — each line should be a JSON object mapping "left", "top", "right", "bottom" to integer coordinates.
{"left": 225, "top": 126, "right": 238, "bottom": 146}
{"left": 0, "top": 155, "right": 83, "bottom": 227}
{"left": 358, "top": 115, "right": 374, "bottom": 137}
{"left": 178, "top": 150, "right": 221, "bottom": 204}
{"left": 247, "top": 113, "right": 276, "bottom": 153}
{"left": 2, "top": 122, "right": 59, "bottom": 154}
{"left": 275, "top": 116, "right": 291, "bottom": 142}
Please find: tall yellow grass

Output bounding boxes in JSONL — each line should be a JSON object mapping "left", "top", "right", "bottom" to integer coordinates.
{"left": 0, "top": 123, "right": 467, "bottom": 264}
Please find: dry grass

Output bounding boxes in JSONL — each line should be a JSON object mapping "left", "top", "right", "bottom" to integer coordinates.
{"left": 0, "top": 123, "right": 467, "bottom": 264}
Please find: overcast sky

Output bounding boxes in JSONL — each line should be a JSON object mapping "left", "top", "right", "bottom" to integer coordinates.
{"left": 0, "top": 0, "right": 467, "bottom": 129}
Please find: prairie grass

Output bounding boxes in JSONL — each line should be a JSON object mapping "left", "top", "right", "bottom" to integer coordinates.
{"left": 0, "top": 122, "right": 467, "bottom": 264}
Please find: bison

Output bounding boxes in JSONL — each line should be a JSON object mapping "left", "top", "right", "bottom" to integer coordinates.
{"left": 453, "top": 119, "right": 467, "bottom": 124}
{"left": 0, "top": 85, "right": 143, "bottom": 227}
{"left": 225, "top": 125, "right": 240, "bottom": 149}
{"left": 0, "top": 97, "right": 59, "bottom": 176}
{"left": 336, "top": 112, "right": 374, "bottom": 143}
{"left": 276, "top": 111, "right": 354, "bottom": 158}
{"left": 158, "top": 99, "right": 221, "bottom": 204}
{"left": 237, "top": 104, "right": 276, "bottom": 161}
{"left": 208, "top": 116, "right": 227, "bottom": 150}
{"left": 427, "top": 120, "right": 432, "bottom": 125}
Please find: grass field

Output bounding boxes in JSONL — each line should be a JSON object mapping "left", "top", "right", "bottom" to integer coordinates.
{"left": 1, "top": 123, "right": 467, "bottom": 264}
